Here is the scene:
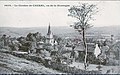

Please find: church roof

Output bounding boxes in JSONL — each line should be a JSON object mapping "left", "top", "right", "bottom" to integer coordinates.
{"left": 47, "top": 23, "right": 51, "bottom": 35}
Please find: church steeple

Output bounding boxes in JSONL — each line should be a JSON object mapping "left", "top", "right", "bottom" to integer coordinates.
{"left": 46, "top": 23, "right": 54, "bottom": 46}
{"left": 47, "top": 23, "right": 51, "bottom": 35}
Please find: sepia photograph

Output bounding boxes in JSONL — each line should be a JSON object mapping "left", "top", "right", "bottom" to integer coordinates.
{"left": 0, "top": 0, "right": 120, "bottom": 74}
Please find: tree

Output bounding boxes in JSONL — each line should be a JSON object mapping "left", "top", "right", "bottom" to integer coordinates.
{"left": 68, "top": 3, "right": 98, "bottom": 70}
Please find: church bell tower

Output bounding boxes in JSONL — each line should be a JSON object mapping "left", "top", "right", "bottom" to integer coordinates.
{"left": 46, "top": 23, "right": 54, "bottom": 46}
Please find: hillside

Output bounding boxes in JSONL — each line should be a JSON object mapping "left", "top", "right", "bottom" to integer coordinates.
{"left": 0, "top": 49, "right": 61, "bottom": 74}
{"left": 0, "top": 25, "right": 120, "bottom": 38}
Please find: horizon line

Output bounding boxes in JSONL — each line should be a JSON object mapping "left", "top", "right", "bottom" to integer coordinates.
{"left": 0, "top": 25, "right": 120, "bottom": 28}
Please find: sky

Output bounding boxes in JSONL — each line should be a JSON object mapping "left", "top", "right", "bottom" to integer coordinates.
{"left": 0, "top": 1, "right": 120, "bottom": 27}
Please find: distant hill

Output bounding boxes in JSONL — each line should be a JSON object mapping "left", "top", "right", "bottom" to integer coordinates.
{"left": 0, "top": 26, "right": 75, "bottom": 37}
{"left": 0, "top": 25, "right": 120, "bottom": 38}
{"left": 88, "top": 25, "right": 120, "bottom": 35}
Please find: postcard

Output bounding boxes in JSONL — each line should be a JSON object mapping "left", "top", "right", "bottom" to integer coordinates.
{"left": 0, "top": 0, "right": 120, "bottom": 74}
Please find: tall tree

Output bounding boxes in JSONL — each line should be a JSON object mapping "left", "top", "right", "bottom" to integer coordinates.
{"left": 68, "top": 3, "right": 98, "bottom": 70}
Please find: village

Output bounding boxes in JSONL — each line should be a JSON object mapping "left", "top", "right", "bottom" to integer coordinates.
{"left": 0, "top": 23, "right": 120, "bottom": 74}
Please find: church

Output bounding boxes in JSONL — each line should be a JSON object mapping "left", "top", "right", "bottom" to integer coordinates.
{"left": 46, "top": 23, "right": 54, "bottom": 46}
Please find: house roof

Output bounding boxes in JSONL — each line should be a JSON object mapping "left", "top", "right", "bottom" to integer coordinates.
{"left": 74, "top": 43, "right": 95, "bottom": 52}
